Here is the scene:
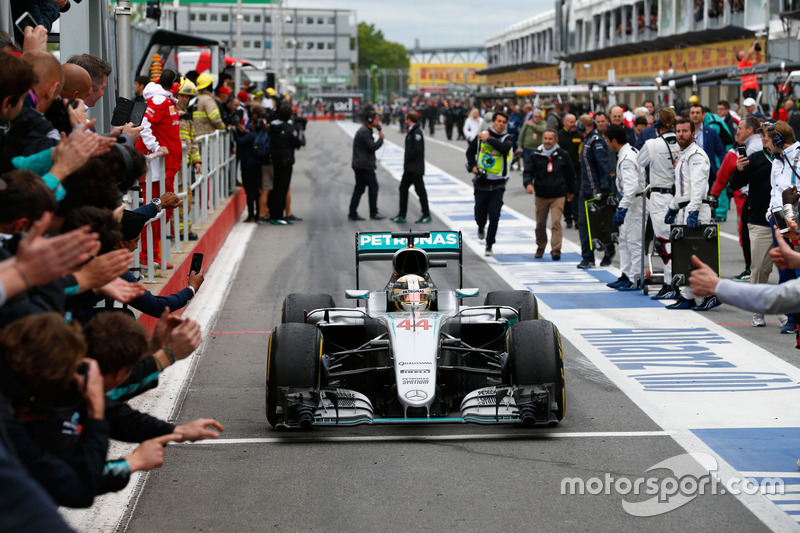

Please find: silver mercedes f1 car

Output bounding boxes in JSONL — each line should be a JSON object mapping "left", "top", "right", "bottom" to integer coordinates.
{"left": 266, "top": 230, "right": 565, "bottom": 428}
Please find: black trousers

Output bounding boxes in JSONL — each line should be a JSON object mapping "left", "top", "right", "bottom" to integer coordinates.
{"left": 349, "top": 168, "right": 379, "bottom": 217}
{"left": 474, "top": 185, "right": 505, "bottom": 246}
{"left": 241, "top": 163, "right": 262, "bottom": 219}
{"left": 398, "top": 172, "right": 429, "bottom": 218}
{"left": 268, "top": 163, "right": 293, "bottom": 220}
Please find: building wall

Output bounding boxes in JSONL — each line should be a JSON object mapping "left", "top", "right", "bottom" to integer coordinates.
{"left": 166, "top": 4, "right": 356, "bottom": 82}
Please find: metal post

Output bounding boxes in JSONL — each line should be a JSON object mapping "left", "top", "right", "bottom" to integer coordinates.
{"left": 235, "top": 0, "right": 243, "bottom": 94}
{"left": 116, "top": 0, "right": 133, "bottom": 100}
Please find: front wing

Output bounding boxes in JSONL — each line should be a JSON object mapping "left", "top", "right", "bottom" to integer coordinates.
{"left": 272, "top": 384, "right": 560, "bottom": 428}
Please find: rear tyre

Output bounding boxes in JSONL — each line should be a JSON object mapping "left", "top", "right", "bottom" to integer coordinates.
{"left": 266, "top": 323, "right": 322, "bottom": 427}
{"left": 507, "top": 320, "right": 565, "bottom": 421}
{"left": 281, "top": 293, "right": 335, "bottom": 323}
{"left": 484, "top": 290, "right": 539, "bottom": 321}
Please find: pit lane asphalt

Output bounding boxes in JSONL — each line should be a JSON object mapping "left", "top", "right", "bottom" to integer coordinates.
{"left": 124, "top": 121, "right": 777, "bottom": 532}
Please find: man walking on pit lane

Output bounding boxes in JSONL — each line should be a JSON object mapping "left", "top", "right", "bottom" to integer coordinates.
{"left": 466, "top": 110, "right": 513, "bottom": 257}
{"left": 391, "top": 110, "right": 431, "bottom": 224}
{"left": 349, "top": 109, "right": 385, "bottom": 221}
{"left": 522, "top": 129, "right": 575, "bottom": 261}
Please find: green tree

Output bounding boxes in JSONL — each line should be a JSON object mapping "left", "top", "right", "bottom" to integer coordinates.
{"left": 357, "top": 22, "right": 409, "bottom": 69}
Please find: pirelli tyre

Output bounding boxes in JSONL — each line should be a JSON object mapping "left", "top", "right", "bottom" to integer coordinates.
{"left": 266, "top": 323, "right": 322, "bottom": 428}
{"left": 484, "top": 290, "right": 539, "bottom": 321}
{"left": 507, "top": 319, "right": 565, "bottom": 421}
{"left": 281, "top": 293, "right": 336, "bottom": 323}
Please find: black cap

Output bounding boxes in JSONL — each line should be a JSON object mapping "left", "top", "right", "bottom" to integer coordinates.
{"left": 120, "top": 210, "right": 147, "bottom": 241}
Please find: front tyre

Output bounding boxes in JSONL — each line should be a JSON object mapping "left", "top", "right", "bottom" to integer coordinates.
{"left": 281, "top": 293, "right": 336, "bottom": 323}
{"left": 266, "top": 323, "right": 323, "bottom": 427}
{"left": 484, "top": 290, "right": 539, "bottom": 321}
{"left": 507, "top": 320, "right": 565, "bottom": 421}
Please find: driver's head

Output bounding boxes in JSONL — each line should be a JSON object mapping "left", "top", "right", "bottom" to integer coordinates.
{"left": 392, "top": 274, "right": 431, "bottom": 312}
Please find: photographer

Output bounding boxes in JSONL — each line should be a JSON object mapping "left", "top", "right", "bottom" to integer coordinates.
{"left": 466, "top": 110, "right": 513, "bottom": 257}
{"left": 268, "top": 104, "right": 304, "bottom": 224}
{"left": 737, "top": 40, "right": 762, "bottom": 101}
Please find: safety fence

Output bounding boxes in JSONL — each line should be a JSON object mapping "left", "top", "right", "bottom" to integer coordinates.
{"left": 133, "top": 129, "right": 239, "bottom": 283}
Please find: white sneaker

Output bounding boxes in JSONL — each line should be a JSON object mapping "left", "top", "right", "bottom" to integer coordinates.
{"left": 752, "top": 314, "right": 766, "bottom": 327}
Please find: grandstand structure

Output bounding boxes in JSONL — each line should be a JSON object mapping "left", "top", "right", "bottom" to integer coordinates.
{"left": 481, "top": 0, "right": 800, "bottom": 105}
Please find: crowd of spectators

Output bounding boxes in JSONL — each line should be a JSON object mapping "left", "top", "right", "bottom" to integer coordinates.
{"left": 0, "top": 16, "right": 280, "bottom": 530}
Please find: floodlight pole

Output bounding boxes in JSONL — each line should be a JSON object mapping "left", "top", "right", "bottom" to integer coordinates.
{"left": 235, "top": 0, "right": 243, "bottom": 94}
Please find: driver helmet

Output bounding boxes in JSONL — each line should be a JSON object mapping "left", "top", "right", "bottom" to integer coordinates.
{"left": 392, "top": 274, "right": 431, "bottom": 312}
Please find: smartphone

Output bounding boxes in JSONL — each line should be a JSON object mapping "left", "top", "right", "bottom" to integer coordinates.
{"left": 737, "top": 146, "right": 747, "bottom": 157}
{"left": 130, "top": 101, "right": 147, "bottom": 127}
{"left": 15, "top": 12, "right": 38, "bottom": 35}
{"left": 772, "top": 206, "right": 790, "bottom": 233}
{"left": 376, "top": 124, "right": 382, "bottom": 131}
{"left": 190, "top": 253, "right": 204, "bottom": 274}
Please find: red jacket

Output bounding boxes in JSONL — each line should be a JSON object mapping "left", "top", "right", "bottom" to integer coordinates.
{"left": 136, "top": 82, "right": 182, "bottom": 179}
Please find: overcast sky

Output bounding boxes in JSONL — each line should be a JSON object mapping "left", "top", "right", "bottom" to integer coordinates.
{"left": 288, "top": 0, "right": 553, "bottom": 49}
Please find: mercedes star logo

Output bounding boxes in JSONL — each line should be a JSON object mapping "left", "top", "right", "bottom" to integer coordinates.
{"left": 405, "top": 389, "right": 428, "bottom": 401}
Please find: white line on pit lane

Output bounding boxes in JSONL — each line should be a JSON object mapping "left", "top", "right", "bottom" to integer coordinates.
{"left": 180, "top": 430, "right": 675, "bottom": 445}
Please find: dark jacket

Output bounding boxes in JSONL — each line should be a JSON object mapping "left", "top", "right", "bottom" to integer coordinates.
{"left": 0, "top": 379, "right": 109, "bottom": 509}
{"left": 0, "top": 105, "right": 60, "bottom": 173}
{"left": 578, "top": 129, "right": 612, "bottom": 196}
{"left": 557, "top": 128, "right": 582, "bottom": 169}
{"left": 270, "top": 119, "right": 303, "bottom": 168}
{"left": 352, "top": 123, "right": 383, "bottom": 170}
{"left": 730, "top": 149, "right": 773, "bottom": 227}
{"left": 522, "top": 146, "right": 575, "bottom": 199}
{"left": 231, "top": 128, "right": 261, "bottom": 169}
{"left": 404, "top": 123, "right": 425, "bottom": 175}
{"left": 635, "top": 124, "right": 657, "bottom": 150}
{"left": 697, "top": 125, "right": 726, "bottom": 178}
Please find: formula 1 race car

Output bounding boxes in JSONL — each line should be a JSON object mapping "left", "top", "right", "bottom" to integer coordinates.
{"left": 265, "top": 230, "right": 565, "bottom": 428}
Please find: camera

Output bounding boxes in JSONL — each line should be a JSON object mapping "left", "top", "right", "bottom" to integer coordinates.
{"left": 754, "top": 42, "right": 762, "bottom": 52}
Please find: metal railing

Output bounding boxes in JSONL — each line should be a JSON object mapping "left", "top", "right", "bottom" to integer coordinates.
{"left": 134, "top": 129, "right": 238, "bottom": 283}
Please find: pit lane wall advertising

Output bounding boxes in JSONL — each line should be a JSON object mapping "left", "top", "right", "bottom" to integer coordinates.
{"left": 575, "top": 38, "right": 755, "bottom": 82}
{"left": 408, "top": 63, "right": 486, "bottom": 88}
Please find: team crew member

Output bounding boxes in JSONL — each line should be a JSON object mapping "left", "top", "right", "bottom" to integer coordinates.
{"left": 466, "top": 110, "right": 513, "bottom": 256}
{"left": 558, "top": 113, "right": 581, "bottom": 228}
{"left": 522, "top": 128, "right": 575, "bottom": 261}
{"left": 192, "top": 73, "right": 225, "bottom": 136}
{"left": 135, "top": 70, "right": 182, "bottom": 268}
{"left": 391, "top": 110, "right": 431, "bottom": 224}
{"left": 664, "top": 118, "right": 720, "bottom": 310}
{"left": 348, "top": 110, "right": 385, "bottom": 221}
{"left": 638, "top": 108, "right": 680, "bottom": 299}
{"left": 575, "top": 115, "right": 614, "bottom": 269}
{"left": 606, "top": 124, "right": 644, "bottom": 290}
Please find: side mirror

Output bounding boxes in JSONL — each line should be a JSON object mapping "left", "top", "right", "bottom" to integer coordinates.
{"left": 455, "top": 288, "right": 480, "bottom": 298}
{"left": 345, "top": 289, "right": 370, "bottom": 300}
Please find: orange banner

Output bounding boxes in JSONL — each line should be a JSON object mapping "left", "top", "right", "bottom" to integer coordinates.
{"left": 574, "top": 38, "right": 753, "bottom": 82}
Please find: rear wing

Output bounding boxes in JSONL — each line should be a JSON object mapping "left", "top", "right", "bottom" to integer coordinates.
{"left": 355, "top": 230, "right": 463, "bottom": 289}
